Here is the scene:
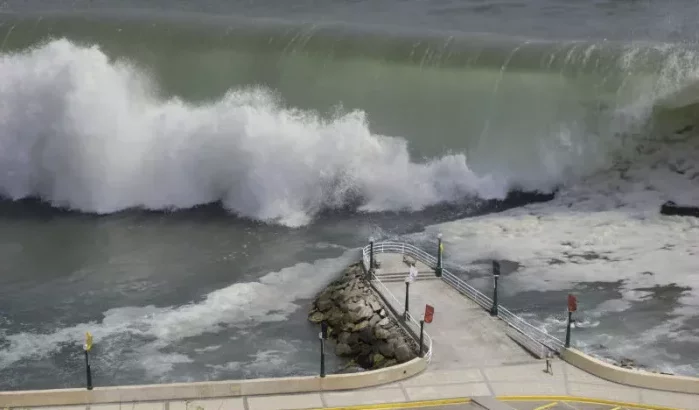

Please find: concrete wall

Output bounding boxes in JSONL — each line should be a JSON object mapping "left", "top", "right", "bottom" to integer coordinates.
{"left": 0, "top": 355, "right": 426, "bottom": 407}
{"left": 562, "top": 348, "right": 699, "bottom": 394}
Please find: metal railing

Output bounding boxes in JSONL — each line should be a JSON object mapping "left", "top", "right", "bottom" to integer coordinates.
{"left": 370, "top": 272, "right": 433, "bottom": 363}
{"left": 362, "top": 241, "right": 565, "bottom": 356}
{"left": 361, "top": 242, "right": 434, "bottom": 363}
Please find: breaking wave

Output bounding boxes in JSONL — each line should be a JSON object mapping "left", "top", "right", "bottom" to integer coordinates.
{"left": 3, "top": 17, "right": 699, "bottom": 226}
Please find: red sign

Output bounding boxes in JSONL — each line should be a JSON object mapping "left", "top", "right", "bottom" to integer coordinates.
{"left": 568, "top": 294, "right": 577, "bottom": 312}
{"left": 424, "top": 304, "right": 435, "bottom": 323}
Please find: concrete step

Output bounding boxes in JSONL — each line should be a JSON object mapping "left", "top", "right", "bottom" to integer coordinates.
{"left": 374, "top": 272, "right": 440, "bottom": 278}
{"left": 374, "top": 275, "right": 441, "bottom": 283}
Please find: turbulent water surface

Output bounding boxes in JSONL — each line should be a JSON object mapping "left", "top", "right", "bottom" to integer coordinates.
{"left": 1, "top": 0, "right": 699, "bottom": 389}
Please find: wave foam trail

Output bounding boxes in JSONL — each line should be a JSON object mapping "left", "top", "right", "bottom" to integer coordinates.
{"left": 0, "top": 251, "right": 356, "bottom": 373}
{"left": 0, "top": 39, "right": 510, "bottom": 226}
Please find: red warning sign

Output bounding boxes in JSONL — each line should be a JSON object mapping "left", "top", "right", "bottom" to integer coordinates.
{"left": 568, "top": 294, "right": 577, "bottom": 312}
{"left": 424, "top": 304, "right": 434, "bottom": 323}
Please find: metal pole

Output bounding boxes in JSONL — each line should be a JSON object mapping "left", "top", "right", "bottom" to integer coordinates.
{"left": 490, "top": 261, "right": 500, "bottom": 316}
{"left": 404, "top": 281, "right": 410, "bottom": 320}
{"left": 419, "top": 320, "right": 425, "bottom": 357}
{"left": 320, "top": 322, "right": 327, "bottom": 377}
{"left": 369, "top": 238, "right": 375, "bottom": 278}
{"left": 565, "top": 311, "right": 573, "bottom": 348}
{"left": 320, "top": 339, "right": 325, "bottom": 378}
{"left": 84, "top": 350, "right": 93, "bottom": 390}
{"left": 436, "top": 234, "right": 443, "bottom": 277}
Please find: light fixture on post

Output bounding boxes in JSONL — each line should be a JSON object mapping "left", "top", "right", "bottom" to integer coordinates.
{"left": 435, "top": 233, "right": 443, "bottom": 277}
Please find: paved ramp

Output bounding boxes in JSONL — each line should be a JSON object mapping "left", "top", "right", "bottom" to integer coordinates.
{"left": 373, "top": 253, "right": 536, "bottom": 369}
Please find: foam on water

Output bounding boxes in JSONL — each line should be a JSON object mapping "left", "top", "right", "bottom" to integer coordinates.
{"left": 0, "top": 250, "right": 356, "bottom": 375}
{"left": 0, "top": 39, "right": 516, "bottom": 227}
{"left": 413, "top": 135, "right": 699, "bottom": 375}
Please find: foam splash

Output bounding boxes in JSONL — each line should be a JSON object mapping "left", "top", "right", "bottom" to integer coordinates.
{"left": 0, "top": 250, "right": 356, "bottom": 372}
{"left": 412, "top": 135, "right": 699, "bottom": 375}
{"left": 0, "top": 39, "right": 513, "bottom": 227}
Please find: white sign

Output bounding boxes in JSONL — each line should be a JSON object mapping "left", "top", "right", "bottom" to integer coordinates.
{"left": 406, "top": 265, "right": 418, "bottom": 283}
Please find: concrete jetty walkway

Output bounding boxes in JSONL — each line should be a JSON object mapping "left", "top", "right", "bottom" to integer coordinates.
{"left": 6, "top": 251, "right": 699, "bottom": 410}
{"left": 377, "top": 256, "right": 534, "bottom": 369}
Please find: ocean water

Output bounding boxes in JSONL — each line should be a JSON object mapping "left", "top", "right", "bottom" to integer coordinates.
{"left": 1, "top": 0, "right": 699, "bottom": 390}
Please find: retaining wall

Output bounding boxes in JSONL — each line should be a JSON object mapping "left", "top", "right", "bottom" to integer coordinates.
{"left": 562, "top": 348, "right": 699, "bottom": 394}
{"left": 1, "top": 355, "right": 426, "bottom": 407}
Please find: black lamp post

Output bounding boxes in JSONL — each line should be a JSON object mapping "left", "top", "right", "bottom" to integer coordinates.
{"left": 435, "top": 233, "right": 443, "bottom": 277}
{"left": 490, "top": 261, "right": 500, "bottom": 316}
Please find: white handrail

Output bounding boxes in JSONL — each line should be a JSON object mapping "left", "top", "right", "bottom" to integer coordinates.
{"left": 369, "top": 273, "right": 433, "bottom": 363}
{"left": 362, "top": 241, "right": 564, "bottom": 354}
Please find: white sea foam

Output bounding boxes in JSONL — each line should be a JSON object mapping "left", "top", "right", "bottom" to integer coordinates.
{"left": 0, "top": 39, "right": 516, "bottom": 227}
{"left": 413, "top": 136, "right": 699, "bottom": 374}
{"left": 0, "top": 250, "right": 356, "bottom": 374}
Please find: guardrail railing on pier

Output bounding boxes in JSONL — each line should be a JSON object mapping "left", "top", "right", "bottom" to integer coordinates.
{"left": 362, "top": 241, "right": 564, "bottom": 357}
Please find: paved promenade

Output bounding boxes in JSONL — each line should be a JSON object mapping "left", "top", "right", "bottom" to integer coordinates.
{"left": 11, "top": 253, "right": 699, "bottom": 410}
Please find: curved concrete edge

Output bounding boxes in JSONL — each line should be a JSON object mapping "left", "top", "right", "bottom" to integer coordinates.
{"left": 0, "top": 357, "right": 426, "bottom": 408}
{"left": 561, "top": 347, "right": 699, "bottom": 395}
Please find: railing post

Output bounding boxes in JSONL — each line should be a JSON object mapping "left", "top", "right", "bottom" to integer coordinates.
{"left": 419, "top": 320, "right": 425, "bottom": 357}
{"left": 435, "top": 233, "right": 443, "bottom": 277}
{"left": 83, "top": 332, "right": 93, "bottom": 390}
{"left": 565, "top": 294, "right": 577, "bottom": 348}
{"left": 368, "top": 237, "right": 374, "bottom": 279}
{"left": 320, "top": 321, "right": 328, "bottom": 377}
{"left": 565, "top": 311, "right": 572, "bottom": 348}
{"left": 490, "top": 261, "right": 500, "bottom": 316}
{"left": 404, "top": 280, "right": 410, "bottom": 320}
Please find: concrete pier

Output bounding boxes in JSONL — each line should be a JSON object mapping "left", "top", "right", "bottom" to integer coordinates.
{"left": 382, "top": 279, "right": 535, "bottom": 368}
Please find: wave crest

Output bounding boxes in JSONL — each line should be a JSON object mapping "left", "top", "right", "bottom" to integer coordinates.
{"left": 0, "top": 39, "right": 510, "bottom": 226}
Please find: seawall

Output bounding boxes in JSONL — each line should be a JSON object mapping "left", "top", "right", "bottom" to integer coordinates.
{"left": 0, "top": 254, "right": 428, "bottom": 408}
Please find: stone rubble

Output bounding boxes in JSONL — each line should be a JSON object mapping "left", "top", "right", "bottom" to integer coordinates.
{"left": 308, "top": 262, "right": 418, "bottom": 370}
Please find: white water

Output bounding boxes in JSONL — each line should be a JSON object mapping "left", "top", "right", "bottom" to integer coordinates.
{"left": 0, "top": 39, "right": 518, "bottom": 227}
{"left": 4, "top": 39, "right": 699, "bottom": 227}
{"left": 0, "top": 250, "right": 356, "bottom": 376}
{"left": 3, "top": 37, "right": 699, "bottom": 379}
{"left": 412, "top": 133, "right": 699, "bottom": 375}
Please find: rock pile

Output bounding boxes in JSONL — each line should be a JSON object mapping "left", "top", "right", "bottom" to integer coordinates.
{"left": 308, "top": 262, "right": 418, "bottom": 370}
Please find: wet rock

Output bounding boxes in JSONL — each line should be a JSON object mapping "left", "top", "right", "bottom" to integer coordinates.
{"left": 308, "top": 262, "right": 418, "bottom": 371}
{"left": 353, "top": 320, "right": 369, "bottom": 332}
{"left": 309, "top": 311, "right": 325, "bottom": 323}
{"left": 619, "top": 358, "right": 636, "bottom": 368}
{"left": 347, "top": 305, "right": 374, "bottom": 323}
{"left": 378, "top": 340, "right": 395, "bottom": 358}
{"left": 394, "top": 343, "right": 413, "bottom": 362}
{"left": 336, "top": 343, "right": 353, "bottom": 356}
{"left": 374, "top": 326, "right": 392, "bottom": 340}
{"left": 317, "top": 298, "right": 334, "bottom": 312}
{"left": 373, "top": 353, "right": 386, "bottom": 367}
{"left": 338, "top": 332, "right": 351, "bottom": 344}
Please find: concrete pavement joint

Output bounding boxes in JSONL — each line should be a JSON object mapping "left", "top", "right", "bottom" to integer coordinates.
{"left": 561, "top": 362, "right": 572, "bottom": 396}
{"left": 242, "top": 396, "right": 249, "bottom": 410}
{"left": 478, "top": 368, "right": 496, "bottom": 397}
{"left": 398, "top": 381, "right": 411, "bottom": 401}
